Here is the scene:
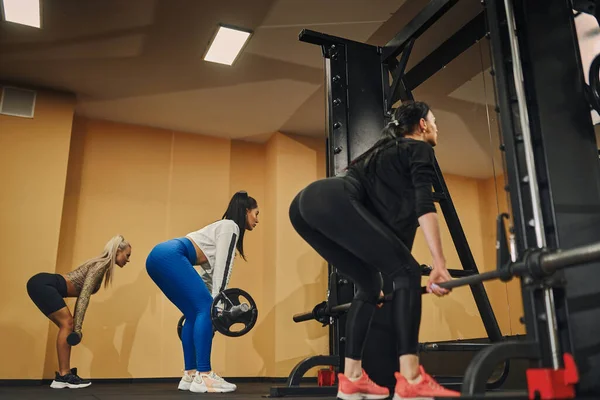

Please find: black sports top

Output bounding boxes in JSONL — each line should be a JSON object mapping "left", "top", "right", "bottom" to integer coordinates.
{"left": 346, "top": 138, "right": 437, "bottom": 248}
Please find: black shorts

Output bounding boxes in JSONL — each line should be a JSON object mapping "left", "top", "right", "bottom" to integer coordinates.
{"left": 27, "top": 273, "right": 68, "bottom": 316}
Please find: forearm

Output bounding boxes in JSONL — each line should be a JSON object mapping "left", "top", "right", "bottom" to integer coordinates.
{"left": 72, "top": 295, "right": 89, "bottom": 333}
{"left": 72, "top": 272, "right": 99, "bottom": 332}
{"left": 418, "top": 212, "right": 445, "bottom": 265}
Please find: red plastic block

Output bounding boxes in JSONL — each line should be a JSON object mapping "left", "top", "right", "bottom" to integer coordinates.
{"left": 318, "top": 367, "right": 336, "bottom": 386}
{"left": 526, "top": 353, "right": 579, "bottom": 399}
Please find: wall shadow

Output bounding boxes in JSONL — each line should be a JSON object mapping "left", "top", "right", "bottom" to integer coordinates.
{"left": 41, "top": 120, "right": 86, "bottom": 379}
{"left": 82, "top": 267, "right": 156, "bottom": 378}
{"left": 434, "top": 290, "right": 489, "bottom": 340}
{"left": 251, "top": 252, "right": 328, "bottom": 377}
{"left": 0, "top": 324, "right": 38, "bottom": 378}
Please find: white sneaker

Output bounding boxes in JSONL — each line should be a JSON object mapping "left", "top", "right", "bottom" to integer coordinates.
{"left": 178, "top": 372, "right": 194, "bottom": 391}
{"left": 199, "top": 371, "right": 237, "bottom": 393}
{"left": 189, "top": 373, "right": 208, "bottom": 393}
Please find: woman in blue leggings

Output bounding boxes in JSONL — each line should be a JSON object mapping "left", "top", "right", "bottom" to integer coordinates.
{"left": 146, "top": 191, "right": 259, "bottom": 393}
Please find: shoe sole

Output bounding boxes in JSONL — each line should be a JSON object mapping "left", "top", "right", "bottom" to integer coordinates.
{"left": 392, "top": 394, "right": 433, "bottom": 400}
{"left": 206, "top": 387, "right": 237, "bottom": 393}
{"left": 191, "top": 385, "right": 236, "bottom": 393}
{"left": 50, "top": 381, "right": 92, "bottom": 389}
{"left": 337, "top": 392, "right": 389, "bottom": 400}
{"left": 190, "top": 384, "right": 208, "bottom": 393}
{"left": 178, "top": 383, "right": 191, "bottom": 391}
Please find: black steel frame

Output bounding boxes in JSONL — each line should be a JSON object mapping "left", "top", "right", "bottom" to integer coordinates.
{"left": 573, "top": 0, "right": 600, "bottom": 25}
{"left": 465, "top": 0, "right": 600, "bottom": 396}
{"left": 431, "top": 159, "right": 502, "bottom": 343}
{"left": 270, "top": 3, "right": 507, "bottom": 395}
{"left": 272, "top": 0, "right": 600, "bottom": 398}
{"left": 298, "top": 21, "right": 502, "bottom": 344}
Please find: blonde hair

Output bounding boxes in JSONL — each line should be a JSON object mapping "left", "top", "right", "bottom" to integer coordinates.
{"left": 77, "top": 235, "right": 130, "bottom": 289}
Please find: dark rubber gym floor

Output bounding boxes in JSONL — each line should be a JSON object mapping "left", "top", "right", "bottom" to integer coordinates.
{"left": 0, "top": 382, "right": 563, "bottom": 400}
{"left": 3, "top": 382, "right": 286, "bottom": 400}
{"left": 0, "top": 382, "right": 272, "bottom": 399}
{"left": 4, "top": 383, "right": 599, "bottom": 399}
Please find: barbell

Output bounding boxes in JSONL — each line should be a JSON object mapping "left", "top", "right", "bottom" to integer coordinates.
{"left": 177, "top": 288, "right": 258, "bottom": 339}
{"left": 294, "top": 241, "right": 600, "bottom": 323}
{"left": 436, "top": 241, "right": 600, "bottom": 290}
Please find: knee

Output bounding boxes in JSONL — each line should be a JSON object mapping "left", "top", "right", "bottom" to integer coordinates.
{"left": 392, "top": 273, "right": 420, "bottom": 291}
{"left": 202, "top": 291, "right": 214, "bottom": 306}
{"left": 61, "top": 316, "right": 74, "bottom": 331}
{"left": 354, "top": 272, "right": 383, "bottom": 304}
{"left": 183, "top": 314, "right": 196, "bottom": 326}
{"left": 190, "top": 295, "right": 213, "bottom": 317}
{"left": 355, "top": 289, "right": 380, "bottom": 305}
{"left": 354, "top": 284, "right": 381, "bottom": 305}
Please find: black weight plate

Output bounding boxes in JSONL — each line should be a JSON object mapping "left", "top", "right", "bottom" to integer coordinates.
{"left": 211, "top": 288, "right": 258, "bottom": 337}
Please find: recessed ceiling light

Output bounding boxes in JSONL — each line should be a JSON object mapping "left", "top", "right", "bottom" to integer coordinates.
{"left": 204, "top": 24, "right": 252, "bottom": 66}
{"left": 2, "top": 0, "right": 41, "bottom": 28}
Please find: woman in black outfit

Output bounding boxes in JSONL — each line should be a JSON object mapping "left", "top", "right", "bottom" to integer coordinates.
{"left": 289, "top": 101, "right": 459, "bottom": 400}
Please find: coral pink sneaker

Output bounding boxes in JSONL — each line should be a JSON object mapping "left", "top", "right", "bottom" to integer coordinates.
{"left": 337, "top": 369, "right": 389, "bottom": 400}
{"left": 393, "top": 366, "right": 460, "bottom": 399}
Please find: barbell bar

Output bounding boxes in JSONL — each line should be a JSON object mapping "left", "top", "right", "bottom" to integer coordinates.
{"left": 293, "top": 241, "right": 600, "bottom": 324}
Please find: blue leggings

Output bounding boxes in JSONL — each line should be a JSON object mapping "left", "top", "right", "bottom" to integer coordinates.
{"left": 146, "top": 238, "right": 213, "bottom": 371}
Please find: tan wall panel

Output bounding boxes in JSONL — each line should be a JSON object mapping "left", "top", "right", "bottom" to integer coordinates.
{"left": 0, "top": 90, "right": 75, "bottom": 379}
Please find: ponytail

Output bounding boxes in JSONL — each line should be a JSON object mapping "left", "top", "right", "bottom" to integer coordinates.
{"left": 349, "top": 101, "right": 431, "bottom": 170}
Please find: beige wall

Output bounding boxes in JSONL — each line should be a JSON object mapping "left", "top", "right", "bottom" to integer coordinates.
{"left": 259, "top": 131, "right": 278, "bottom": 375}
{"left": 414, "top": 174, "right": 489, "bottom": 341}
{"left": 50, "top": 118, "right": 253, "bottom": 379}
{"left": 252, "top": 133, "right": 329, "bottom": 377}
{"left": 415, "top": 173, "right": 525, "bottom": 342}
{"left": 221, "top": 140, "right": 266, "bottom": 375}
{"left": 270, "top": 133, "right": 328, "bottom": 376}
{"left": 33, "top": 117, "right": 328, "bottom": 379}
{"left": 0, "top": 90, "right": 76, "bottom": 379}
{"left": 2, "top": 90, "right": 523, "bottom": 380}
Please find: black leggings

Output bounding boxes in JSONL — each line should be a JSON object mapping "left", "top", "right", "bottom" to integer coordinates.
{"left": 289, "top": 177, "right": 422, "bottom": 359}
